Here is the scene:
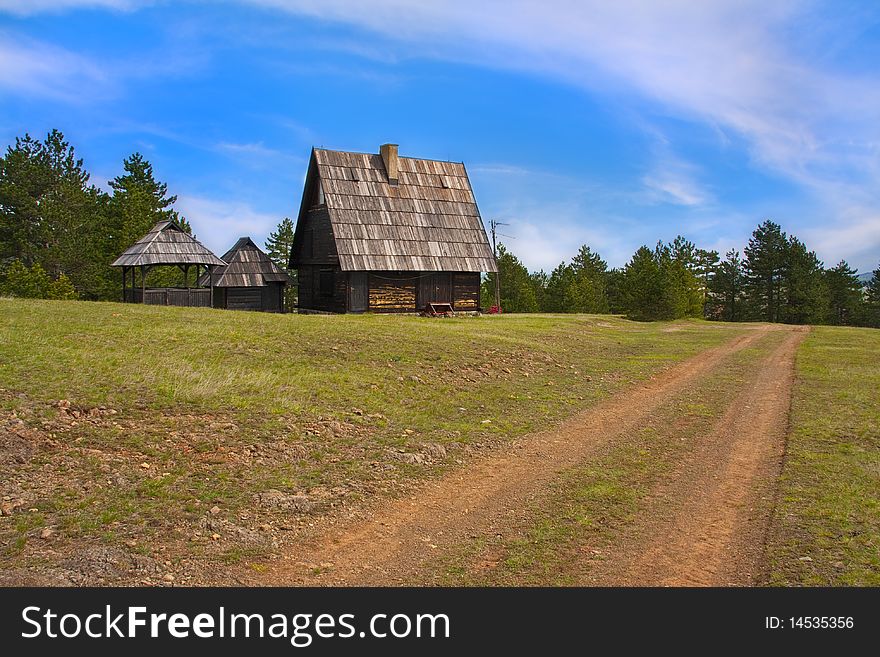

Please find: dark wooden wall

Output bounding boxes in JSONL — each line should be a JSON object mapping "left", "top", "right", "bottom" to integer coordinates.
{"left": 291, "top": 207, "right": 338, "bottom": 267}
{"left": 292, "top": 206, "right": 343, "bottom": 311}
{"left": 126, "top": 287, "right": 212, "bottom": 307}
{"left": 298, "top": 265, "right": 347, "bottom": 312}
{"left": 262, "top": 283, "right": 284, "bottom": 313}
{"left": 295, "top": 267, "right": 481, "bottom": 314}
{"left": 212, "top": 283, "right": 285, "bottom": 312}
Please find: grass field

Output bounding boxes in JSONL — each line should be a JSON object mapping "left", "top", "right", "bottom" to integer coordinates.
{"left": 764, "top": 326, "right": 880, "bottom": 585}
{"left": 1, "top": 298, "right": 876, "bottom": 587}
{"left": 0, "top": 298, "right": 742, "bottom": 584}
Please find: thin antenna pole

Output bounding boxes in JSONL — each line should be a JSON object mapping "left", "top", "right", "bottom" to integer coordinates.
{"left": 490, "top": 219, "right": 508, "bottom": 311}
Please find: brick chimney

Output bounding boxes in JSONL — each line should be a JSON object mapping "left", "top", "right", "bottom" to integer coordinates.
{"left": 380, "top": 143, "right": 399, "bottom": 184}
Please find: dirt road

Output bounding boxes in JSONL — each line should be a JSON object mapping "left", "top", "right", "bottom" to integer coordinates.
{"left": 592, "top": 326, "right": 807, "bottom": 585}
{"left": 259, "top": 324, "right": 806, "bottom": 586}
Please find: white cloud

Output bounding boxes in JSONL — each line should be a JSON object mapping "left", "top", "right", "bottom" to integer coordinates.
{"left": 470, "top": 162, "right": 650, "bottom": 269}
{"left": 501, "top": 215, "right": 631, "bottom": 272}
{"left": 0, "top": 0, "right": 138, "bottom": 15}
{"left": 175, "top": 195, "right": 282, "bottom": 254}
{"left": 642, "top": 157, "right": 712, "bottom": 207}
{"left": 215, "top": 141, "right": 301, "bottom": 165}
{"left": 0, "top": 36, "right": 112, "bottom": 102}
{"left": 239, "top": 2, "right": 879, "bottom": 179}
{"left": 803, "top": 210, "right": 880, "bottom": 272}
{"left": 0, "top": 29, "right": 208, "bottom": 104}
{"left": 642, "top": 174, "right": 708, "bottom": 207}
{"left": 6, "top": 2, "right": 880, "bottom": 199}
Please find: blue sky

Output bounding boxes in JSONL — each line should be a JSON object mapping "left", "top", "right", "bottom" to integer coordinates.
{"left": 1, "top": 1, "right": 879, "bottom": 273}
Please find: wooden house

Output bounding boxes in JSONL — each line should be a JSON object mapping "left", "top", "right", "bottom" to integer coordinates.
{"left": 196, "top": 237, "right": 290, "bottom": 312}
{"left": 289, "top": 143, "right": 497, "bottom": 313}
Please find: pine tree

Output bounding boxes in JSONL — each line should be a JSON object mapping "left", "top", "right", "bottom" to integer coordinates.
{"left": 109, "top": 153, "right": 189, "bottom": 289}
{"left": 780, "top": 237, "right": 826, "bottom": 324}
{"left": 265, "top": 217, "right": 297, "bottom": 311}
{"left": 265, "top": 217, "right": 295, "bottom": 269}
{"left": 109, "top": 153, "right": 183, "bottom": 248}
{"left": 529, "top": 269, "right": 548, "bottom": 312}
{"left": 567, "top": 245, "right": 609, "bottom": 313}
{"left": 39, "top": 130, "right": 110, "bottom": 299}
{"left": 48, "top": 272, "right": 78, "bottom": 300}
{"left": 606, "top": 268, "right": 626, "bottom": 314}
{"left": 709, "top": 249, "right": 745, "bottom": 321}
{"left": 824, "top": 261, "right": 864, "bottom": 326}
{"left": 0, "top": 133, "right": 52, "bottom": 267}
{"left": 666, "top": 236, "right": 703, "bottom": 318}
{"left": 744, "top": 220, "right": 788, "bottom": 322}
{"left": 544, "top": 262, "right": 574, "bottom": 312}
{"left": 480, "top": 243, "right": 538, "bottom": 312}
{"left": 694, "top": 248, "right": 720, "bottom": 317}
{"left": 0, "top": 260, "right": 54, "bottom": 298}
{"left": 0, "top": 130, "right": 108, "bottom": 299}
{"left": 621, "top": 245, "right": 673, "bottom": 321}
{"left": 865, "top": 264, "right": 880, "bottom": 328}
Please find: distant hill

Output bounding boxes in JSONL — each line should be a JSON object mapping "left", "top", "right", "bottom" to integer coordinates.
{"left": 857, "top": 272, "right": 873, "bottom": 286}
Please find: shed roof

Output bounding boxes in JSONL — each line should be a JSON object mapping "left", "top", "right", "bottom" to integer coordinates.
{"left": 111, "top": 220, "right": 226, "bottom": 267}
{"left": 294, "top": 148, "right": 497, "bottom": 272}
{"left": 196, "top": 237, "right": 290, "bottom": 287}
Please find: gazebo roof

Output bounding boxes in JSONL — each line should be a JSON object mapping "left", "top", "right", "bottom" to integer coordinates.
{"left": 111, "top": 220, "right": 226, "bottom": 268}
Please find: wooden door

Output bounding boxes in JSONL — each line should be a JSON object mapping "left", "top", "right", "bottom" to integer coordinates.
{"left": 348, "top": 272, "right": 368, "bottom": 312}
{"left": 432, "top": 273, "right": 452, "bottom": 303}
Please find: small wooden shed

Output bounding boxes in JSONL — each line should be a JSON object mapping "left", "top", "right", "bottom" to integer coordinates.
{"left": 289, "top": 143, "right": 497, "bottom": 313}
{"left": 112, "top": 220, "right": 226, "bottom": 307}
{"left": 197, "top": 237, "right": 290, "bottom": 312}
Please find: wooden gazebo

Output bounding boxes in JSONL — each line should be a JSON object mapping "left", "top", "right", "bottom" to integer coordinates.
{"left": 112, "top": 220, "right": 226, "bottom": 307}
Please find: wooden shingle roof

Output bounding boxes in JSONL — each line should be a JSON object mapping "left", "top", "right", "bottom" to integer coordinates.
{"left": 196, "top": 237, "right": 290, "bottom": 287}
{"left": 310, "top": 148, "right": 497, "bottom": 272}
{"left": 111, "top": 220, "right": 226, "bottom": 268}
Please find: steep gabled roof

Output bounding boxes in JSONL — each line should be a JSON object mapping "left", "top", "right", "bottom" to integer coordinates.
{"left": 292, "top": 147, "right": 498, "bottom": 272}
{"left": 111, "top": 220, "right": 226, "bottom": 267}
{"left": 197, "top": 237, "right": 290, "bottom": 287}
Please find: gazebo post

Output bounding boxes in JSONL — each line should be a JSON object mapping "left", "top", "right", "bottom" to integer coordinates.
{"left": 209, "top": 265, "right": 214, "bottom": 308}
{"left": 140, "top": 265, "right": 146, "bottom": 304}
{"left": 184, "top": 263, "right": 190, "bottom": 305}
{"left": 121, "top": 266, "right": 126, "bottom": 302}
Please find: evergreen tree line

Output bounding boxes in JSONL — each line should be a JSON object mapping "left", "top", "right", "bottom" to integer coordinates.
{"left": 1, "top": 131, "right": 875, "bottom": 325}
{"left": 482, "top": 221, "right": 880, "bottom": 327}
{"left": 0, "top": 130, "right": 296, "bottom": 301}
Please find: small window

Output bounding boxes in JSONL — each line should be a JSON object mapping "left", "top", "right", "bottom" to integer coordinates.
{"left": 319, "top": 269, "right": 334, "bottom": 297}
